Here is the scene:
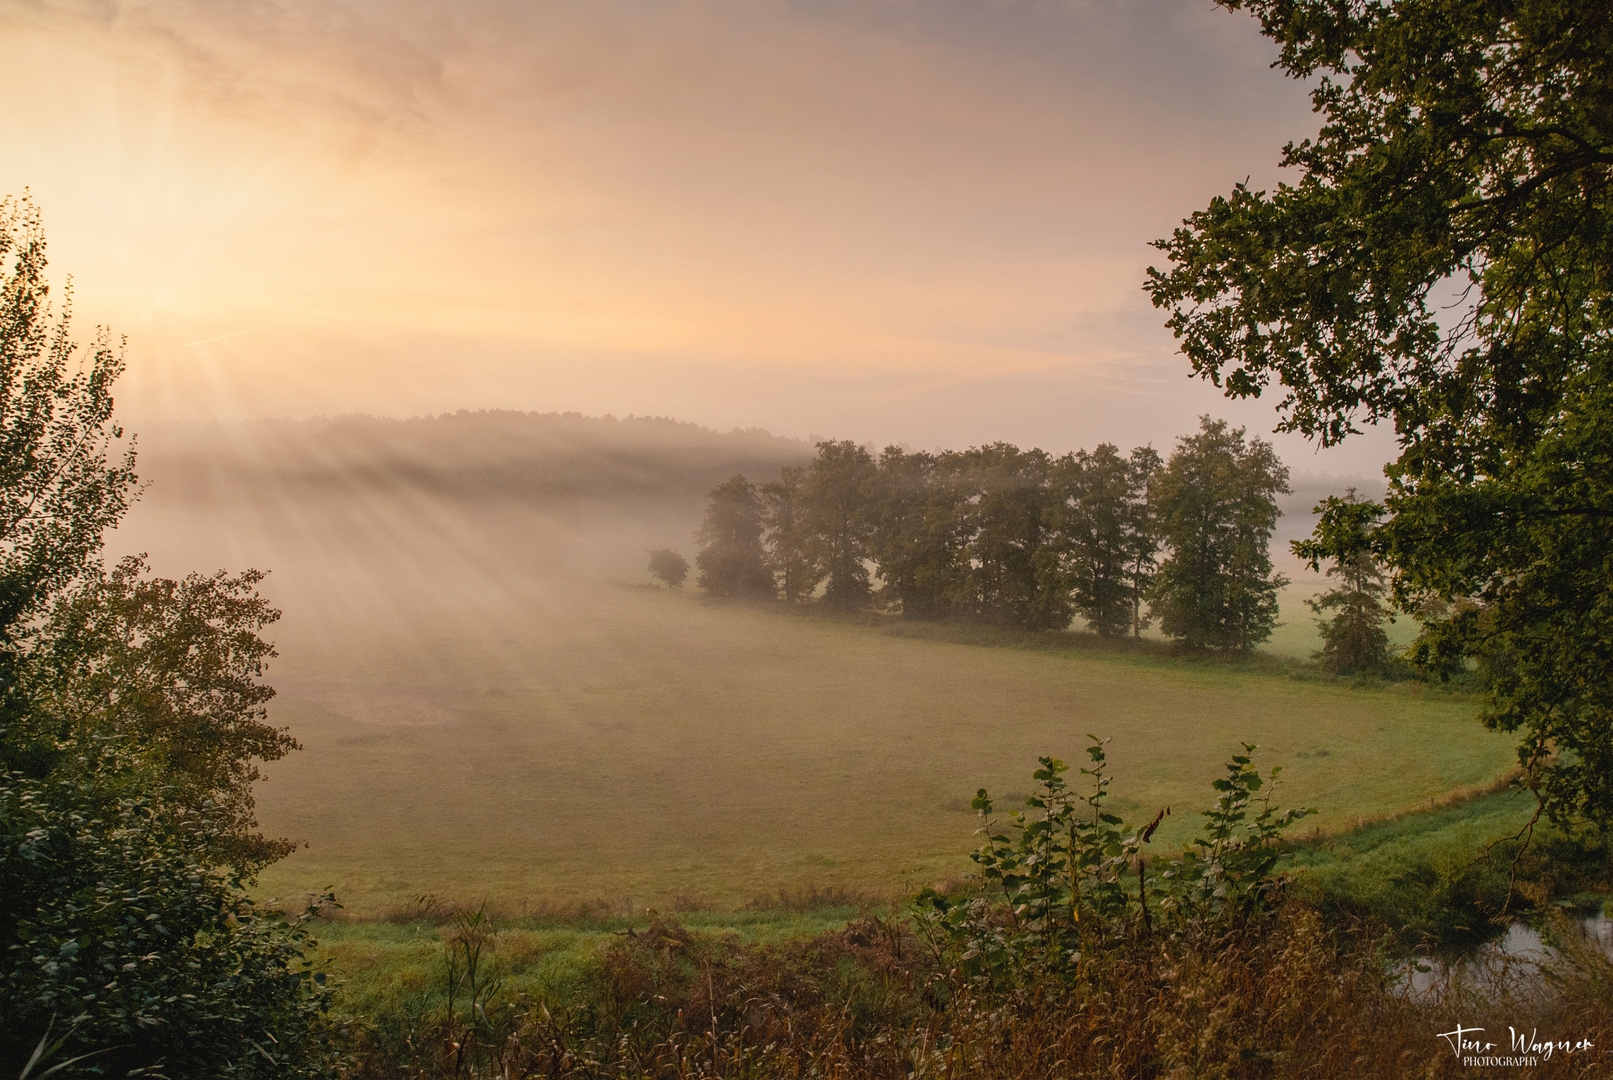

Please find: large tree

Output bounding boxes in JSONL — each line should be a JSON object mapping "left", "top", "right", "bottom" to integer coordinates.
{"left": 695, "top": 474, "right": 774, "bottom": 598}
{"left": 1, "top": 194, "right": 137, "bottom": 734}
{"left": 799, "top": 440, "right": 878, "bottom": 610}
{"left": 951, "top": 444, "right": 1070, "bottom": 630}
{"left": 0, "top": 195, "right": 328, "bottom": 1077}
{"left": 1150, "top": 418, "right": 1291, "bottom": 652}
{"left": 760, "top": 465, "right": 819, "bottom": 602}
{"left": 1121, "top": 446, "right": 1164, "bottom": 638}
{"left": 1055, "top": 443, "right": 1160, "bottom": 638}
{"left": 1147, "top": 0, "right": 1613, "bottom": 822}
{"left": 869, "top": 447, "right": 972, "bottom": 621}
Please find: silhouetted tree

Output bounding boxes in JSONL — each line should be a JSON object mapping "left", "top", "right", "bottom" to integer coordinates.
{"left": 1056, "top": 443, "right": 1157, "bottom": 638}
{"left": 1150, "top": 417, "right": 1290, "bottom": 651}
{"left": 761, "top": 466, "right": 818, "bottom": 602}
{"left": 694, "top": 475, "right": 773, "bottom": 598}
{"left": 952, "top": 444, "right": 1069, "bottom": 630}
{"left": 799, "top": 441, "right": 878, "bottom": 610}
{"left": 869, "top": 448, "right": 971, "bottom": 620}
{"left": 647, "top": 548, "right": 689, "bottom": 588}
{"left": 1296, "top": 489, "right": 1393, "bottom": 675}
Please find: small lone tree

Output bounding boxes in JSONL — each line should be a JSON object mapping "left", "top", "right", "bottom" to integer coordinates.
{"left": 647, "top": 547, "right": 689, "bottom": 588}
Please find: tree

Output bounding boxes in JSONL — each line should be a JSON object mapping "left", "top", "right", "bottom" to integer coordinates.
{"left": 647, "top": 547, "right": 690, "bottom": 588}
{"left": 868, "top": 447, "right": 971, "bottom": 621}
{"left": 950, "top": 444, "right": 1069, "bottom": 630}
{"left": 694, "top": 475, "right": 774, "bottom": 598}
{"left": 1300, "top": 490, "right": 1395, "bottom": 675}
{"left": 1055, "top": 444, "right": 1160, "bottom": 638}
{"left": 0, "top": 195, "right": 330, "bottom": 1077}
{"left": 20, "top": 556, "right": 296, "bottom": 869}
{"left": 759, "top": 466, "right": 818, "bottom": 602}
{"left": 1145, "top": 1, "right": 1613, "bottom": 822}
{"left": 1122, "top": 446, "right": 1163, "bottom": 638}
{"left": 0, "top": 197, "right": 138, "bottom": 629}
{"left": 798, "top": 441, "right": 878, "bottom": 610}
{"left": 1150, "top": 418, "right": 1291, "bottom": 651}
{"left": 2, "top": 194, "right": 138, "bottom": 745}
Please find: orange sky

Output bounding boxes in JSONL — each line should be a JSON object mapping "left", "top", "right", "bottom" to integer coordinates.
{"left": 1, "top": 0, "right": 1396, "bottom": 472}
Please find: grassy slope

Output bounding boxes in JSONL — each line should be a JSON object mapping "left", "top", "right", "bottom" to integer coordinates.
{"left": 250, "top": 582, "right": 1510, "bottom": 916}
{"left": 306, "top": 785, "right": 1573, "bottom": 1022}
{"left": 107, "top": 415, "right": 1513, "bottom": 917}
{"left": 314, "top": 907, "right": 866, "bottom": 1024}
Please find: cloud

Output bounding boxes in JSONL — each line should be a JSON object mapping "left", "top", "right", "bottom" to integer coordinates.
{"left": 2, "top": 0, "right": 1365, "bottom": 467}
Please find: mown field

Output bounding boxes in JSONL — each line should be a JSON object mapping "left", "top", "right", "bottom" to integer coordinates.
{"left": 240, "top": 577, "right": 1507, "bottom": 916}
{"left": 109, "top": 416, "right": 1516, "bottom": 918}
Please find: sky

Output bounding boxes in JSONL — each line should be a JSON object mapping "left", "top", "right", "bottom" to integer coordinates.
{"left": 1, "top": 0, "right": 1398, "bottom": 474}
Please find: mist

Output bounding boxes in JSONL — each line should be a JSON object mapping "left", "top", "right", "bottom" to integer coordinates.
{"left": 96, "top": 412, "right": 1432, "bottom": 915}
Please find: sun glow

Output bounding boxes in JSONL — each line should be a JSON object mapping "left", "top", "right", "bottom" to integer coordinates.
{"left": 2, "top": 0, "right": 1403, "bottom": 471}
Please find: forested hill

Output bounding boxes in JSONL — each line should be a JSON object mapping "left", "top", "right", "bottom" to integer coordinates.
{"left": 123, "top": 412, "right": 1373, "bottom": 590}
{"left": 136, "top": 411, "right": 817, "bottom": 506}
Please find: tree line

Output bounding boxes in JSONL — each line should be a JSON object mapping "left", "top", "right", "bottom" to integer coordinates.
{"left": 671, "top": 416, "right": 1295, "bottom": 653}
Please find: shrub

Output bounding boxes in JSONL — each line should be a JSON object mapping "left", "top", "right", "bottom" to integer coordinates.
{"left": 646, "top": 548, "right": 689, "bottom": 588}
{"left": 915, "top": 739, "right": 1313, "bottom": 991}
{"left": 0, "top": 740, "right": 333, "bottom": 1079}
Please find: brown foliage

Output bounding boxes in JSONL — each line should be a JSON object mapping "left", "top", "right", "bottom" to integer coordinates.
{"left": 338, "top": 903, "right": 1613, "bottom": 1078}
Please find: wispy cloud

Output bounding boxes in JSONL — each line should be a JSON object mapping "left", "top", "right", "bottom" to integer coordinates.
{"left": 2, "top": 0, "right": 1391, "bottom": 470}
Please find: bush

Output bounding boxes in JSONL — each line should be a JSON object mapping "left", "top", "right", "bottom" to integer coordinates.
{"left": 914, "top": 739, "right": 1313, "bottom": 991}
{"left": 646, "top": 548, "right": 689, "bottom": 588}
{"left": 0, "top": 741, "right": 333, "bottom": 1079}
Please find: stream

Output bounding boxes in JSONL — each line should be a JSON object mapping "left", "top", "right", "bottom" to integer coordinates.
{"left": 1398, "top": 911, "right": 1613, "bottom": 1000}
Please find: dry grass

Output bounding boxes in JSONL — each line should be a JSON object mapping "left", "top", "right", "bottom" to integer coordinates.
{"left": 331, "top": 903, "right": 1613, "bottom": 1078}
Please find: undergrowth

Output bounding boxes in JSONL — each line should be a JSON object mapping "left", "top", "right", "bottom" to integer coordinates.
{"left": 323, "top": 744, "right": 1613, "bottom": 1077}
{"left": 1293, "top": 786, "right": 1613, "bottom": 953}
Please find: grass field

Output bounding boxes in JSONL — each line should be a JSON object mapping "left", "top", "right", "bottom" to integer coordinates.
{"left": 303, "top": 785, "right": 1563, "bottom": 1022}
{"left": 104, "top": 422, "right": 1517, "bottom": 918}
{"left": 233, "top": 575, "right": 1509, "bottom": 917}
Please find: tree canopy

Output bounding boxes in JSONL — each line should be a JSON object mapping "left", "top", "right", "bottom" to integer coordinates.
{"left": 1147, "top": 0, "right": 1613, "bottom": 821}
{"left": 694, "top": 475, "right": 774, "bottom": 598}
{"left": 1150, "top": 418, "right": 1291, "bottom": 652}
{"left": 1, "top": 196, "right": 327, "bottom": 1076}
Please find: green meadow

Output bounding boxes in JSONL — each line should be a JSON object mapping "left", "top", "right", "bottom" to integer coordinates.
{"left": 109, "top": 417, "right": 1517, "bottom": 919}
{"left": 247, "top": 580, "right": 1510, "bottom": 916}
